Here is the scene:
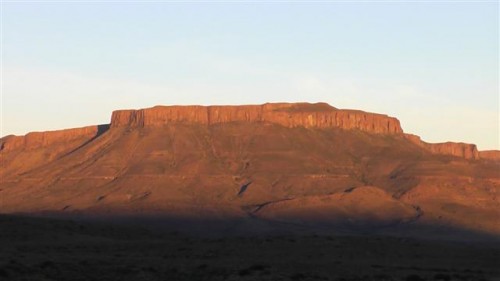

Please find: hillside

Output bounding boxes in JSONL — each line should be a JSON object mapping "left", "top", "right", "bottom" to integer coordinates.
{"left": 1, "top": 102, "right": 499, "bottom": 238}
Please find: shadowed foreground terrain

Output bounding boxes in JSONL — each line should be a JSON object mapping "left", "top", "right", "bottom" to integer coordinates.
{"left": 1, "top": 214, "right": 499, "bottom": 281}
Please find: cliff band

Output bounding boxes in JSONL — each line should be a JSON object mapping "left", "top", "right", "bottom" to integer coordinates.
{"left": 110, "top": 103, "right": 403, "bottom": 134}
{"left": 0, "top": 103, "right": 494, "bottom": 160}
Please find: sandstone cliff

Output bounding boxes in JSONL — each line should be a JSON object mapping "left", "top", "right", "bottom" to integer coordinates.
{"left": 2, "top": 103, "right": 496, "bottom": 161}
{"left": 110, "top": 103, "right": 403, "bottom": 134}
{"left": 404, "top": 134, "right": 479, "bottom": 160}
{"left": 479, "top": 150, "right": 500, "bottom": 160}
{"left": 0, "top": 126, "right": 100, "bottom": 152}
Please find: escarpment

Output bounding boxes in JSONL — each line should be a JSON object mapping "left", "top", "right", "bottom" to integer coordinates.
{"left": 1, "top": 103, "right": 496, "bottom": 161}
{"left": 110, "top": 103, "right": 403, "bottom": 134}
{"left": 107, "top": 103, "right": 490, "bottom": 160}
{"left": 0, "top": 126, "right": 103, "bottom": 152}
{"left": 479, "top": 150, "right": 500, "bottom": 160}
{"left": 404, "top": 134, "right": 479, "bottom": 160}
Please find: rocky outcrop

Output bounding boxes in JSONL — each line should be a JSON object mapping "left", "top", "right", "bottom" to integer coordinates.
{"left": 110, "top": 103, "right": 403, "bottom": 134}
{"left": 0, "top": 126, "right": 100, "bottom": 152}
{"left": 404, "top": 134, "right": 479, "bottom": 160}
{"left": 479, "top": 150, "right": 500, "bottom": 160}
{"left": 426, "top": 142, "right": 479, "bottom": 160}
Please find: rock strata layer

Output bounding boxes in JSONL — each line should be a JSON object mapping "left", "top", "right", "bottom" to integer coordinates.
{"left": 404, "top": 134, "right": 479, "bottom": 160}
{"left": 1, "top": 126, "right": 98, "bottom": 152}
{"left": 110, "top": 103, "right": 403, "bottom": 134}
{"left": 479, "top": 150, "right": 500, "bottom": 160}
{"left": 1, "top": 103, "right": 496, "bottom": 161}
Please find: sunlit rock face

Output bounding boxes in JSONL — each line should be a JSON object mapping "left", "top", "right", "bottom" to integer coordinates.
{"left": 479, "top": 150, "right": 500, "bottom": 160}
{"left": 110, "top": 103, "right": 403, "bottom": 135}
{"left": 404, "top": 134, "right": 479, "bottom": 160}
{"left": 0, "top": 126, "right": 99, "bottom": 152}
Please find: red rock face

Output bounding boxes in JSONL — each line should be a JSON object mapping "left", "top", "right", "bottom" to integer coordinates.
{"left": 404, "top": 134, "right": 479, "bottom": 160}
{"left": 110, "top": 103, "right": 403, "bottom": 134}
{"left": 2, "top": 103, "right": 494, "bottom": 162}
{"left": 479, "top": 150, "right": 500, "bottom": 160}
{"left": 426, "top": 142, "right": 479, "bottom": 160}
{"left": 0, "top": 126, "right": 99, "bottom": 152}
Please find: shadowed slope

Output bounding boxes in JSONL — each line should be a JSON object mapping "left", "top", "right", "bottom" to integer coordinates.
{"left": 254, "top": 186, "right": 420, "bottom": 227}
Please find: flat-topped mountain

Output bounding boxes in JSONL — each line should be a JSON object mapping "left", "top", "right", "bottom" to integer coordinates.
{"left": 1, "top": 103, "right": 486, "bottom": 159}
{"left": 1, "top": 102, "right": 499, "bottom": 238}
{"left": 110, "top": 103, "right": 403, "bottom": 134}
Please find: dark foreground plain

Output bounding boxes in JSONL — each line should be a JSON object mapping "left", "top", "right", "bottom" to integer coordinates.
{"left": 1, "top": 215, "right": 499, "bottom": 281}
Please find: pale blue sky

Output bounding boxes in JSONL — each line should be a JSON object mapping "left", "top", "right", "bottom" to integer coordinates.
{"left": 2, "top": 1, "right": 499, "bottom": 150}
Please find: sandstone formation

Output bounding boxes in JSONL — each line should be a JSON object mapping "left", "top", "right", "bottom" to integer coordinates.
{"left": 110, "top": 103, "right": 403, "bottom": 134}
{"left": 479, "top": 150, "right": 500, "bottom": 160}
{"left": 107, "top": 103, "right": 491, "bottom": 160}
{"left": 404, "top": 134, "right": 479, "bottom": 160}
{"left": 2, "top": 103, "right": 492, "bottom": 161}
{"left": 0, "top": 126, "right": 101, "bottom": 152}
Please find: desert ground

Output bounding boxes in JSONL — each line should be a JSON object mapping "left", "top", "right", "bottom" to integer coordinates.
{"left": 0, "top": 214, "right": 499, "bottom": 281}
